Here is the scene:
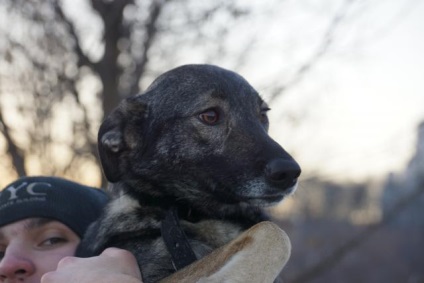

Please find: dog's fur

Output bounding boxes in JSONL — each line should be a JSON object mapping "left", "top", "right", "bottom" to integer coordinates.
{"left": 77, "top": 64, "right": 301, "bottom": 282}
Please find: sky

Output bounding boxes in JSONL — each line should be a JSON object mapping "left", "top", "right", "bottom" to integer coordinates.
{"left": 269, "top": 0, "right": 424, "bottom": 183}
{"left": 1, "top": 0, "right": 423, "bottom": 186}
{"left": 45, "top": 0, "right": 424, "bottom": 184}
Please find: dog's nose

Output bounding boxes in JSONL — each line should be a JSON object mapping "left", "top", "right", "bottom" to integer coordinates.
{"left": 265, "top": 159, "right": 301, "bottom": 185}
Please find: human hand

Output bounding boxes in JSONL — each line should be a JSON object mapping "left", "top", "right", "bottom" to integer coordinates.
{"left": 41, "top": 247, "right": 143, "bottom": 283}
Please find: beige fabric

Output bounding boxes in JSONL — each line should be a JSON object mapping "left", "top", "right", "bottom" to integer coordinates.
{"left": 160, "top": 221, "right": 291, "bottom": 283}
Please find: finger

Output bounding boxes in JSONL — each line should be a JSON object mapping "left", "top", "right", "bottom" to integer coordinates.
{"left": 41, "top": 270, "right": 58, "bottom": 283}
{"left": 102, "top": 248, "right": 142, "bottom": 279}
{"left": 101, "top": 247, "right": 133, "bottom": 257}
{"left": 56, "top": 256, "right": 79, "bottom": 269}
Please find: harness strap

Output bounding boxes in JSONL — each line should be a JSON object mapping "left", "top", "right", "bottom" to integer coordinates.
{"left": 161, "top": 208, "right": 197, "bottom": 270}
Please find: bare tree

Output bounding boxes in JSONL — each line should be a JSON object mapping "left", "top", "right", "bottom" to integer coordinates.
{"left": 0, "top": 0, "right": 249, "bottom": 185}
{"left": 0, "top": 0, "right": 372, "bottom": 186}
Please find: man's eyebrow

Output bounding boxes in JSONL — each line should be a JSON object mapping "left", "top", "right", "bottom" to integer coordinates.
{"left": 0, "top": 218, "right": 54, "bottom": 242}
{"left": 23, "top": 218, "right": 55, "bottom": 230}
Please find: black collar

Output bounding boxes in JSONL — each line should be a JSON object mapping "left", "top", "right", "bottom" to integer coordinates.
{"left": 160, "top": 207, "right": 197, "bottom": 270}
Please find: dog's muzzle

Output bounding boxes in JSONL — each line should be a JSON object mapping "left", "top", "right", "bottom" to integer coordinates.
{"left": 265, "top": 159, "right": 301, "bottom": 191}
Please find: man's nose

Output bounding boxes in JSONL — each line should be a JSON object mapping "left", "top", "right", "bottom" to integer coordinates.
{"left": 0, "top": 248, "right": 35, "bottom": 281}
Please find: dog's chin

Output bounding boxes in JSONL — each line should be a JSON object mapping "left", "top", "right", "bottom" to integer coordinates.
{"left": 238, "top": 182, "right": 298, "bottom": 207}
{"left": 243, "top": 195, "right": 286, "bottom": 207}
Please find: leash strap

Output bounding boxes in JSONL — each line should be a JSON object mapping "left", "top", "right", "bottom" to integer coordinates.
{"left": 161, "top": 208, "right": 197, "bottom": 270}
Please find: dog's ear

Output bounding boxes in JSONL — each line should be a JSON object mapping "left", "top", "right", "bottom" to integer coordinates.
{"left": 98, "top": 118, "right": 124, "bottom": 182}
{"left": 98, "top": 96, "right": 148, "bottom": 182}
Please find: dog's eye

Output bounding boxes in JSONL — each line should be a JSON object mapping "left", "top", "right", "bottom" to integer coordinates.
{"left": 199, "top": 109, "right": 219, "bottom": 125}
{"left": 260, "top": 108, "right": 270, "bottom": 124}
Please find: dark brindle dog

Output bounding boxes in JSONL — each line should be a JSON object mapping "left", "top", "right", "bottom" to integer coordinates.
{"left": 77, "top": 64, "right": 301, "bottom": 282}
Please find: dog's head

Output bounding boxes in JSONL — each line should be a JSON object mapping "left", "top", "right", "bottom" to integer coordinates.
{"left": 98, "top": 64, "right": 300, "bottom": 207}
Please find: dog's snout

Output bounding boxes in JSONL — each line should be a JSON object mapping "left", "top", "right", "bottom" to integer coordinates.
{"left": 265, "top": 159, "right": 301, "bottom": 185}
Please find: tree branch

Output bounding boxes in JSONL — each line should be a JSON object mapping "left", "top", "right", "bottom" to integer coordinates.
{"left": 0, "top": 108, "right": 26, "bottom": 176}
{"left": 269, "top": 0, "right": 357, "bottom": 101}
{"left": 91, "top": 0, "right": 133, "bottom": 115}
{"left": 128, "top": 0, "right": 166, "bottom": 96}
{"left": 53, "top": 0, "right": 96, "bottom": 70}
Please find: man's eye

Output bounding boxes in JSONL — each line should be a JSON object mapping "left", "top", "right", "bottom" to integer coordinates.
{"left": 40, "top": 237, "right": 67, "bottom": 247}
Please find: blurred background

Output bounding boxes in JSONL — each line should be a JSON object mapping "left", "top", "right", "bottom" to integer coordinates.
{"left": 0, "top": 0, "right": 423, "bottom": 282}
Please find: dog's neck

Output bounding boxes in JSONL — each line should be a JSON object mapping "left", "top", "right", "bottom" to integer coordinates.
{"left": 86, "top": 181, "right": 270, "bottom": 263}
{"left": 120, "top": 180, "right": 269, "bottom": 228}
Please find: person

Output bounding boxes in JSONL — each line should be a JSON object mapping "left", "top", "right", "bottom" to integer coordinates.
{"left": 40, "top": 247, "right": 142, "bottom": 283}
{"left": 0, "top": 176, "right": 286, "bottom": 283}
{"left": 0, "top": 176, "right": 143, "bottom": 283}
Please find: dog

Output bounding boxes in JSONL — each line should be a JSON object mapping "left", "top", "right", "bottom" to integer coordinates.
{"left": 77, "top": 64, "right": 301, "bottom": 282}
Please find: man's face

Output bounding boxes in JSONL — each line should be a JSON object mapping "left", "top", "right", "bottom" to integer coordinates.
{"left": 0, "top": 218, "right": 80, "bottom": 283}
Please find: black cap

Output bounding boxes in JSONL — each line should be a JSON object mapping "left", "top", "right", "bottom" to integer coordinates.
{"left": 0, "top": 176, "right": 109, "bottom": 238}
